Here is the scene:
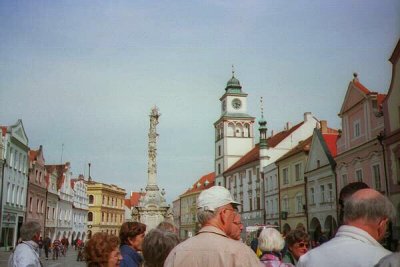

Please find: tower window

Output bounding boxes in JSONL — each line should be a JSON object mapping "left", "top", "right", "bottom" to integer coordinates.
{"left": 218, "top": 146, "right": 221, "bottom": 156}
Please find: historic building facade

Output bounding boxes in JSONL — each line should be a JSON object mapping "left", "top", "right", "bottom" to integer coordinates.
{"left": 71, "top": 175, "right": 88, "bottom": 242}
{"left": 214, "top": 72, "right": 255, "bottom": 187}
{"left": 305, "top": 122, "right": 339, "bottom": 241}
{"left": 86, "top": 181, "right": 126, "bottom": 238}
{"left": 44, "top": 165, "right": 59, "bottom": 240}
{"left": 382, "top": 39, "right": 400, "bottom": 249}
{"left": 276, "top": 136, "right": 312, "bottom": 233}
{"left": 179, "top": 172, "right": 215, "bottom": 239}
{"left": 335, "top": 75, "right": 387, "bottom": 194}
{"left": 0, "top": 120, "right": 29, "bottom": 251}
{"left": 26, "top": 146, "right": 47, "bottom": 234}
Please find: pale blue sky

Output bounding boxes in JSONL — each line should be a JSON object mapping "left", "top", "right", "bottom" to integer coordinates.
{"left": 1, "top": 0, "right": 399, "bottom": 203}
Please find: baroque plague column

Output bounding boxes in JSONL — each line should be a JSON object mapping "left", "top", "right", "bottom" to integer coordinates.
{"left": 132, "top": 106, "right": 171, "bottom": 230}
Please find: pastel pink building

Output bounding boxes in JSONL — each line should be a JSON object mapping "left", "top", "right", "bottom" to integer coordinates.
{"left": 335, "top": 74, "right": 387, "bottom": 194}
{"left": 26, "top": 146, "right": 47, "bottom": 234}
{"left": 382, "top": 39, "right": 400, "bottom": 246}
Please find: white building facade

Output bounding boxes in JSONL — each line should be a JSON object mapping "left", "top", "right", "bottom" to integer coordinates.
{"left": 71, "top": 176, "right": 88, "bottom": 243}
{"left": 0, "top": 120, "right": 29, "bottom": 251}
{"left": 44, "top": 165, "right": 59, "bottom": 240}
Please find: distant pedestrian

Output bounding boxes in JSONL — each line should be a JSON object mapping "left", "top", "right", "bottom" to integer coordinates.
{"left": 164, "top": 186, "right": 261, "bottom": 267}
{"left": 250, "top": 228, "right": 263, "bottom": 254}
{"left": 119, "top": 221, "right": 146, "bottom": 267}
{"left": 7, "top": 221, "right": 42, "bottom": 267}
{"left": 43, "top": 236, "right": 52, "bottom": 260}
{"left": 142, "top": 228, "right": 180, "bottom": 267}
{"left": 258, "top": 227, "right": 294, "bottom": 267}
{"left": 37, "top": 236, "right": 43, "bottom": 257}
{"left": 52, "top": 238, "right": 61, "bottom": 260}
{"left": 85, "top": 232, "right": 122, "bottom": 267}
{"left": 297, "top": 188, "right": 395, "bottom": 267}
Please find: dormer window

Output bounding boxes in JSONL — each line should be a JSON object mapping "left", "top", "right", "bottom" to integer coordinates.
{"left": 353, "top": 120, "right": 361, "bottom": 138}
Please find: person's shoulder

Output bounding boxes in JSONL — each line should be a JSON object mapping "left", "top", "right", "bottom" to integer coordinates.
{"left": 374, "top": 252, "right": 400, "bottom": 267}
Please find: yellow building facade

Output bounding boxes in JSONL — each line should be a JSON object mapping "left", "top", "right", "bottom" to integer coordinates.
{"left": 86, "top": 181, "right": 126, "bottom": 238}
{"left": 277, "top": 137, "right": 312, "bottom": 233}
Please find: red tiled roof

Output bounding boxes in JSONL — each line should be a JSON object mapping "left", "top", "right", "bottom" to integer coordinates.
{"left": 276, "top": 136, "right": 313, "bottom": 162}
{"left": 267, "top": 122, "right": 304, "bottom": 148}
{"left": 1, "top": 126, "right": 7, "bottom": 137}
{"left": 70, "top": 179, "right": 76, "bottom": 189}
{"left": 353, "top": 80, "right": 370, "bottom": 94}
{"left": 28, "top": 149, "right": 38, "bottom": 162}
{"left": 181, "top": 172, "right": 215, "bottom": 196}
{"left": 377, "top": 94, "right": 386, "bottom": 112}
{"left": 125, "top": 192, "right": 141, "bottom": 208}
{"left": 225, "top": 144, "right": 259, "bottom": 173}
{"left": 322, "top": 133, "right": 339, "bottom": 157}
{"left": 224, "top": 122, "right": 305, "bottom": 173}
{"left": 45, "top": 164, "right": 68, "bottom": 190}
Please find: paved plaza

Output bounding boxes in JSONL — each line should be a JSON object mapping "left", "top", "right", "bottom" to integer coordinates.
{"left": 0, "top": 247, "right": 86, "bottom": 267}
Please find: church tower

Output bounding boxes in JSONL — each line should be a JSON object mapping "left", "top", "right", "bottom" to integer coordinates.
{"left": 214, "top": 69, "right": 255, "bottom": 187}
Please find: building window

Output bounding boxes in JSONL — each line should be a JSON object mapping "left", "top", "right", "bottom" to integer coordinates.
{"left": 283, "top": 168, "right": 289, "bottom": 185}
{"left": 356, "top": 169, "right": 363, "bottom": 182}
{"left": 372, "top": 164, "right": 381, "bottom": 191}
{"left": 89, "top": 195, "right": 94, "bottom": 204}
{"left": 320, "top": 185, "right": 325, "bottom": 203}
{"left": 317, "top": 160, "right": 320, "bottom": 168}
{"left": 248, "top": 170, "right": 252, "bottom": 180}
{"left": 354, "top": 121, "right": 361, "bottom": 138}
{"left": 102, "top": 212, "right": 105, "bottom": 222}
{"left": 342, "top": 174, "right": 348, "bottom": 186}
{"left": 218, "top": 145, "right": 221, "bottom": 156}
{"left": 282, "top": 196, "right": 289, "bottom": 212}
{"left": 310, "top": 187, "right": 315, "bottom": 204}
{"left": 29, "top": 197, "right": 33, "bottom": 212}
{"left": 88, "top": 212, "right": 93, "bottom": 222}
{"left": 47, "top": 207, "right": 50, "bottom": 219}
{"left": 295, "top": 163, "right": 302, "bottom": 181}
{"left": 256, "top": 196, "right": 260, "bottom": 210}
{"left": 328, "top": 183, "right": 333, "bottom": 202}
{"left": 36, "top": 199, "right": 40, "bottom": 213}
{"left": 218, "top": 164, "right": 221, "bottom": 175}
{"left": 296, "top": 194, "right": 303, "bottom": 213}
{"left": 249, "top": 198, "right": 252, "bottom": 211}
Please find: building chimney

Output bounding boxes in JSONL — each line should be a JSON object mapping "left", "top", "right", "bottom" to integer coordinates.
{"left": 320, "top": 120, "right": 328, "bottom": 134}
{"left": 304, "top": 112, "right": 312, "bottom": 122}
{"left": 285, "top": 122, "right": 291, "bottom": 130}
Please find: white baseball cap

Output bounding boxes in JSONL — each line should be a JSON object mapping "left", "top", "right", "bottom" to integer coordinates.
{"left": 197, "top": 186, "right": 240, "bottom": 211}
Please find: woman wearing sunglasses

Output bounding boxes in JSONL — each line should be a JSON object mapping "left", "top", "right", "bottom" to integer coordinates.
{"left": 282, "top": 229, "right": 310, "bottom": 265}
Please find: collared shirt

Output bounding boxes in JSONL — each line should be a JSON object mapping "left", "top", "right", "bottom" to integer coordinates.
{"left": 8, "top": 240, "right": 42, "bottom": 267}
{"left": 120, "top": 244, "right": 142, "bottom": 267}
{"left": 297, "top": 225, "right": 392, "bottom": 267}
{"left": 164, "top": 225, "right": 262, "bottom": 267}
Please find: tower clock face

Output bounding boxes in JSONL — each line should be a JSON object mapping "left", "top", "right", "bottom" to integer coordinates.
{"left": 232, "top": 98, "right": 242, "bottom": 109}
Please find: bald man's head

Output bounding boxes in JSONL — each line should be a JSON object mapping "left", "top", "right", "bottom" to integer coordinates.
{"left": 343, "top": 188, "right": 395, "bottom": 224}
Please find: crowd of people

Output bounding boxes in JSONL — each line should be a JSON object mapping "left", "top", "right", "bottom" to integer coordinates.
{"left": 7, "top": 183, "right": 400, "bottom": 267}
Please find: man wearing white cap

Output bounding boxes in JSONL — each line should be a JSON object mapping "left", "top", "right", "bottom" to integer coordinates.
{"left": 164, "top": 186, "right": 261, "bottom": 267}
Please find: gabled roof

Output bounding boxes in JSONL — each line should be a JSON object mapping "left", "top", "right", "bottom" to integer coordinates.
{"left": 45, "top": 163, "right": 69, "bottom": 190}
{"left": 125, "top": 192, "right": 141, "bottom": 208}
{"left": 322, "top": 131, "right": 339, "bottom": 157}
{"left": 224, "top": 121, "right": 305, "bottom": 174}
{"left": 29, "top": 149, "right": 38, "bottom": 162}
{"left": 181, "top": 172, "right": 215, "bottom": 197}
{"left": 339, "top": 76, "right": 386, "bottom": 115}
{"left": 276, "top": 136, "right": 313, "bottom": 162}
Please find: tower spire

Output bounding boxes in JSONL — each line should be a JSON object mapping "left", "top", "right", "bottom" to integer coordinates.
{"left": 259, "top": 97, "right": 268, "bottom": 148}
{"left": 232, "top": 64, "right": 235, "bottom": 77}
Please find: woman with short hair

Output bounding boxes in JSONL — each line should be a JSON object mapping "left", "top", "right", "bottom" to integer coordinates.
{"left": 85, "top": 232, "right": 122, "bottom": 267}
{"left": 282, "top": 229, "right": 309, "bottom": 265}
{"left": 119, "top": 222, "right": 146, "bottom": 267}
{"left": 258, "top": 227, "right": 294, "bottom": 267}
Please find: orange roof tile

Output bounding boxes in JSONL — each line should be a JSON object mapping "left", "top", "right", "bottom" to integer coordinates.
{"left": 1, "top": 126, "right": 7, "bottom": 137}
{"left": 276, "top": 136, "right": 313, "bottom": 162}
{"left": 28, "top": 149, "right": 39, "bottom": 162}
{"left": 45, "top": 164, "right": 68, "bottom": 190}
{"left": 225, "top": 144, "right": 260, "bottom": 173}
{"left": 124, "top": 192, "right": 141, "bottom": 208}
{"left": 181, "top": 172, "right": 215, "bottom": 196}
{"left": 224, "top": 122, "right": 305, "bottom": 173}
{"left": 322, "top": 132, "right": 339, "bottom": 157}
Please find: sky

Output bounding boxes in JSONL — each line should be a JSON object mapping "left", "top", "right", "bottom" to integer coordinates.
{"left": 1, "top": 0, "right": 399, "bottom": 204}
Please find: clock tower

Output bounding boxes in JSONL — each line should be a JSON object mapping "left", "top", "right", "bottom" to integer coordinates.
{"left": 214, "top": 70, "right": 255, "bottom": 187}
